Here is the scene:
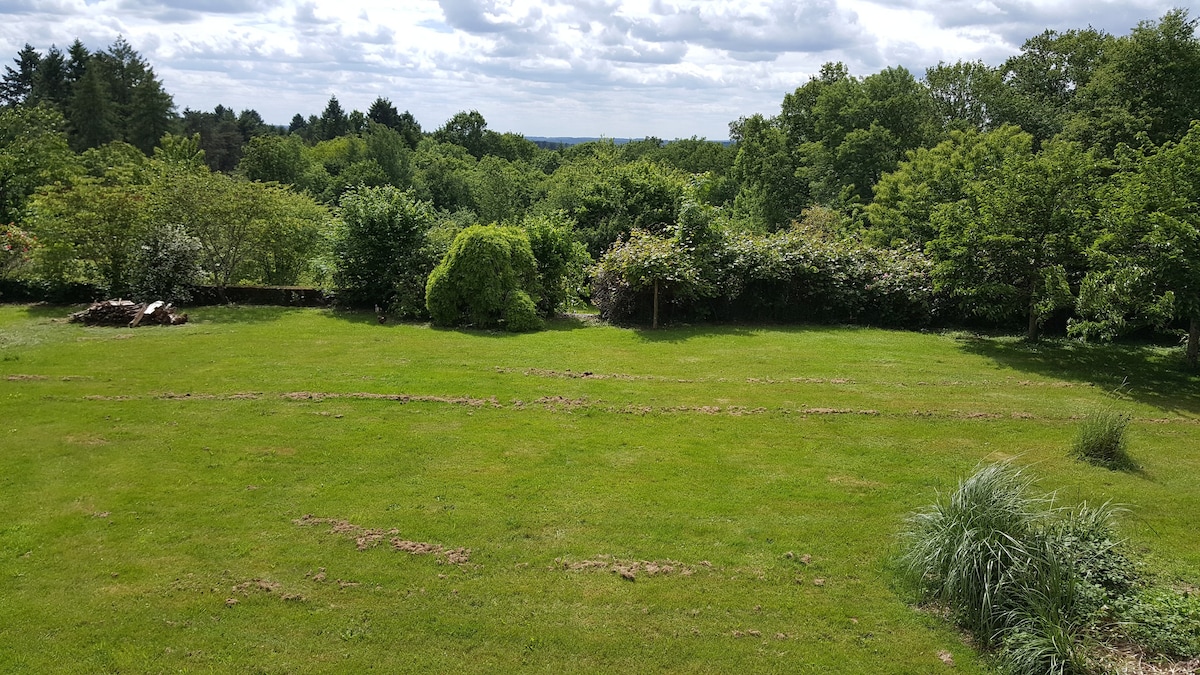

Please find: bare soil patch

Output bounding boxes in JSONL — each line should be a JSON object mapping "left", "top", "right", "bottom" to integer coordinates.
{"left": 282, "top": 392, "right": 500, "bottom": 408}
{"left": 293, "top": 514, "right": 472, "bottom": 565}
{"left": 553, "top": 555, "right": 702, "bottom": 580}
{"left": 228, "top": 578, "right": 305, "bottom": 603}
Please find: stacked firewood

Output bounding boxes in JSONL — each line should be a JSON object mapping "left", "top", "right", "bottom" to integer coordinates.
{"left": 68, "top": 300, "right": 189, "bottom": 327}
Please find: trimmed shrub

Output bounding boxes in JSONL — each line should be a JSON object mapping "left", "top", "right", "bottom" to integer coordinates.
{"left": 502, "top": 289, "right": 541, "bottom": 332}
{"left": 425, "top": 225, "right": 541, "bottom": 331}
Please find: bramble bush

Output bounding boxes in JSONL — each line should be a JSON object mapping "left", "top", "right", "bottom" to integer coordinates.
{"left": 592, "top": 209, "right": 935, "bottom": 327}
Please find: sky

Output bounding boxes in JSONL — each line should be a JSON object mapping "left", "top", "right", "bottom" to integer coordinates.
{"left": 0, "top": 0, "right": 1193, "bottom": 139}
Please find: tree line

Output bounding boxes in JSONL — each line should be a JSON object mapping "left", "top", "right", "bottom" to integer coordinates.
{"left": 2, "top": 10, "right": 1199, "bottom": 363}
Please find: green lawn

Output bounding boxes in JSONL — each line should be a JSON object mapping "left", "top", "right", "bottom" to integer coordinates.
{"left": 2, "top": 305, "right": 1198, "bottom": 673}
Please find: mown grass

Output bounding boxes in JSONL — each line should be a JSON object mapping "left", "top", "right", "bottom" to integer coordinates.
{"left": 1, "top": 304, "right": 1198, "bottom": 673}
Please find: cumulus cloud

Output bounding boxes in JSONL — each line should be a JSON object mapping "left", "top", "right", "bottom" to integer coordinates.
{"left": 0, "top": 0, "right": 1189, "bottom": 138}
{"left": 867, "top": 0, "right": 1172, "bottom": 46}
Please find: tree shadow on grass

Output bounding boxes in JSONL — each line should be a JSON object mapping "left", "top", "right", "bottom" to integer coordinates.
{"left": 182, "top": 305, "right": 313, "bottom": 325}
{"left": 326, "top": 310, "right": 597, "bottom": 335}
{"left": 14, "top": 304, "right": 76, "bottom": 321}
{"left": 956, "top": 336, "right": 1200, "bottom": 415}
{"left": 630, "top": 323, "right": 768, "bottom": 344}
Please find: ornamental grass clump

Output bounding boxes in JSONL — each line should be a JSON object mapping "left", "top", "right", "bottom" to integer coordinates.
{"left": 1070, "top": 408, "right": 1134, "bottom": 469}
{"left": 901, "top": 463, "right": 1059, "bottom": 649}
{"left": 902, "top": 463, "right": 1200, "bottom": 673}
{"left": 901, "top": 463, "right": 1099, "bottom": 674}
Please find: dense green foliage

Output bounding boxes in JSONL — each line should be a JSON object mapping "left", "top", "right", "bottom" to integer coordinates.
{"left": 332, "top": 185, "right": 436, "bottom": 316}
{"left": 20, "top": 137, "right": 328, "bottom": 298}
{"left": 425, "top": 225, "right": 541, "bottom": 331}
{"left": 3, "top": 10, "right": 1200, "bottom": 348}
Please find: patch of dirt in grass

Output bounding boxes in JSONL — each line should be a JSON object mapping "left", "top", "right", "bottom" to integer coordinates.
{"left": 282, "top": 392, "right": 501, "bottom": 408}
{"left": 157, "top": 391, "right": 262, "bottom": 400}
{"left": 533, "top": 395, "right": 590, "bottom": 410}
{"left": 305, "top": 567, "right": 360, "bottom": 588}
{"left": 293, "top": 514, "right": 471, "bottom": 565}
{"left": 798, "top": 408, "right": 879, "bottom": 416}
{"left": 496, "top": 367, "right": 685, "bottom": 382}
{"left": 554, "top": 555, "right": 701, "bottom": 580}
{"left": 5, "top": 374, "right": 47, "bottom": 381}
{"left": 393, "top": 539, "right": 473, "bottom": 564}
{"left": 229, "top": 578, "right": 305, "bottom": 603}
{"left": 496, "top": 367, "right": 865, "bottom": 386}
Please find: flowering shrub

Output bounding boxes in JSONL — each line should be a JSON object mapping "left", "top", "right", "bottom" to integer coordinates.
{"left": 593, "top": 222, "right": 936, "bottom": 328}
{"left": 1, "top": 224, "right": 36, "bottom": 278}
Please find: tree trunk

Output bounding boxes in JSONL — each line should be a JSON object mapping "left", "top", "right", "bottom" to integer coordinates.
{"left": 1188, "top": 316, "right": 1199, "bottom": 369}
{"left": 1026, "top": 304, "right": 1039, "bottom": 342}
{"left": 652, "top": 280, "right": 659, "bottom": 330}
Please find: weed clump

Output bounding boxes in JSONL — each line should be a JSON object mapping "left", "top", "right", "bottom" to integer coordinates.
{"left": 901, "top": 462, "right": 1199, "bottom": 674}
{"left": 1071, "top": 408, "right": 1134, "bottom": 469}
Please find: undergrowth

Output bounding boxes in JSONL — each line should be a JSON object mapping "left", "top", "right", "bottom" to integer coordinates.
{"left": 901, "top": 462, "right": 1200, "bottom": 674}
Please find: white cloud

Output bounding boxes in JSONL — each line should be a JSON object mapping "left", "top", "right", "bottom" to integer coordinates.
{"left": 0, "top": 0, "right": 1189, "bottom": 138}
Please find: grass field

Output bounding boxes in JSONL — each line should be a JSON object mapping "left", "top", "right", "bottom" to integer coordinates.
{"left": 2, "top": 304, "right": 1198, "bottom": 673}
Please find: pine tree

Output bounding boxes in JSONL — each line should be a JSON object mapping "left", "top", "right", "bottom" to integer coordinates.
{"left": 66, "top": 40, "right": 89, "bottom": 84}
{"left": 237, "top": 109, "right": 268, "bottom": 140}
{"left": 67, "top": 58, "right": 118, "bottom": 151}
{"left": 317, "top": 95, "right": 348, "bottom": 140}
{"left": 1, "top": 44, "right": 40, "bottom": 106}
{"left": 367, "top": 96, "right": 400, "bottom": 129}
{"left": 288, "top": 113, "right": 307, "bottom": 135}
{"left": 127, "top": 70, "right": 175, "bottom": 153}
{"left": 31, "top": 45, "right": 70, "bottom": 110}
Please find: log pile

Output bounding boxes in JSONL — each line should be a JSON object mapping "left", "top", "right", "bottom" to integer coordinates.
{"left": 68, "top": 300, "right": 189, "bottom": 327}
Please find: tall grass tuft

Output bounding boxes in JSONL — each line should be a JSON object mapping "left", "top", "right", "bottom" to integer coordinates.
{"left": 1070, "top": 408, "right": 1133, "bottom": 469}
{"left": 1000, "top": 537, "right": 1091, "bottom": 675}
{"left": 900, "top": 463, "right": 1099, "bottom": 673}
{"left": 901, "top": 463, "right": 1054, "bottom": 648}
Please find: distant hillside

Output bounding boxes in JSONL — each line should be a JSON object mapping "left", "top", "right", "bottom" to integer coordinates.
{"left": 526, "top": 136, "right": 732, "bottom": 150}
{"left": 526, "top": 136, "right": 634, "bottom": 149}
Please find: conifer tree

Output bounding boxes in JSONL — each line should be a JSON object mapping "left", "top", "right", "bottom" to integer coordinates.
{"left": 67, "top": 59, "right": 118, "bottom": 150}
{"left": 32, "top": 46, "right": 71, "bottom": 111}
{"left": 1, "top": 44, "right": 40, "bottom": 106}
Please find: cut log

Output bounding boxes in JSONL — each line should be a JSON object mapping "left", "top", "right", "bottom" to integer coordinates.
{"left": 69, "top": 299, "right": 188, "bottom": 327}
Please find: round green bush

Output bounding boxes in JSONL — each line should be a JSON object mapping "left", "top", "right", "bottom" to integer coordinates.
{"left": 502, "top": 290, "right": 542, "bottom": 332}
{"left": 425, "top": 225, "right": 541, "bottom": 331}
